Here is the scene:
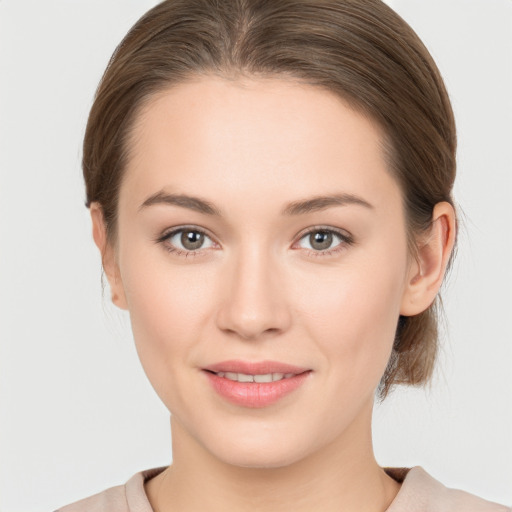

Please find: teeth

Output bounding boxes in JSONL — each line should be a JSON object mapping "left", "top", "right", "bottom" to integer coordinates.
{"left": 254, "top": 373, "right": 280, "bottom": 383}
{"left": 237, "top": 373, "right": 255, "bottom": 383}
{"left": 216, "top": 372, "right": 295, "bottom": 383}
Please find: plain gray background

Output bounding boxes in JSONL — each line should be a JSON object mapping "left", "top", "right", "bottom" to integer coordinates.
{"left": 1, "top": 1, "right": 511, "bottom": 510}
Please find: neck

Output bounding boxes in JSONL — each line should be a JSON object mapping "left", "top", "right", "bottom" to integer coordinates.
{"left": 146, "top": 404, "right": 400, "bottom": 512}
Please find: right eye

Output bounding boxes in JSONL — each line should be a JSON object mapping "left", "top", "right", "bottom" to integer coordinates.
{"left": 158, "top": 227, "right": 216, "bottom": 256}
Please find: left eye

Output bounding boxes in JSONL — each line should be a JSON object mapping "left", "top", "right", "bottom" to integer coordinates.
{"left": 165, "top": 228, "right": 215, "bottom": 252}
{"left": 296, "top": 229, "right": 348, "bottom": 252}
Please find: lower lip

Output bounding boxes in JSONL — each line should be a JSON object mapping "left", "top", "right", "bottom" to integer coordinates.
{"left": 203, "top": 371, "right": 312, "bottom": 408}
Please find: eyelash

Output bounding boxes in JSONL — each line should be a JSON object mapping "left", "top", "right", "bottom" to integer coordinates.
{"left": 156, "top": 225, "right": 216, "bottom": 258}
{"left": 156, "top": 225, "right": 354, "bottom": 259}
{"left": 297, "top": 226, "right": 354, "bottom": 257}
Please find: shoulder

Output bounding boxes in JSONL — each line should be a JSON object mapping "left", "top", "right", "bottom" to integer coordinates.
{"left": 54, "top": 467, "right": 166, "bottom": 512}
{"left": 386, "top": 467, "right": 511, "bottom": 512}
{"left": 54, "top": 483, "right": 128, "bottom": 512}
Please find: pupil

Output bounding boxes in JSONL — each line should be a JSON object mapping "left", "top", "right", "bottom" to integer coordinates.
{"left": 181, "top": 231, "right": 204, "bottom": 250}
{"left": 310, "top": 231, "right": 332, "bottom": 250}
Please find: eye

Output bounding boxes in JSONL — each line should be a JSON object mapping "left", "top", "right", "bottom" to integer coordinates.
{"left": 158, "top": 227, "right": 216, "bottom": 255}
{"left": 295, "top": 227, "right": 353, "bottom": 255}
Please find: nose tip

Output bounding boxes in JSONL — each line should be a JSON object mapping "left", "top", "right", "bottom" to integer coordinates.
{"left": 215, "top": 252, "right": 291, "bottom": 341}
{"left": 221, "top": 310, "right": 284, "bottom": 341}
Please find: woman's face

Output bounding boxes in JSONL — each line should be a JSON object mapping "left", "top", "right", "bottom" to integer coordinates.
{"left": 106, "top": 77, "right": 416, "bottom": 468}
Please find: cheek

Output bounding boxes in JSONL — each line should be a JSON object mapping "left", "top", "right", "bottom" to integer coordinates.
{"left": 120, "top": 230, "right": 216, "bottom": 329}
{"left": 291, "top": 254, "right": 406, "bottom": 384}
{"left": 118, "top": 248, "right": 216, "bottom": 397}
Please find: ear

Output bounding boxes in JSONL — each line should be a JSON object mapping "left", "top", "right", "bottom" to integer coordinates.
{"left": 90, "top": 202, "right": 128, "bottom": 310}
{"left": 400, "top": 201, "right": 456, "bottom": 316}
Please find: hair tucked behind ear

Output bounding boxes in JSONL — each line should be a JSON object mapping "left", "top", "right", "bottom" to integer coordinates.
{"left": 83, "top": 0, "right": 457, "bottom": 399}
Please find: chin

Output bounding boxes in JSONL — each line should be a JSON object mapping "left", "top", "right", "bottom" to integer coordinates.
{"left": 203, "top": 427, "right": 314, "bottom": 470}
{"left": 218, "top": 447, "right": 306, "bottom": 470}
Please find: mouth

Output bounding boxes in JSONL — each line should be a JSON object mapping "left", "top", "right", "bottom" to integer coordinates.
{"left": 203, "top": 359, "right": 310, "bottom": 375}
{"left": 204, "top": 370, "right": 300, "bottom": 383}
{"left": 202, "top": 360, "right": 312, "bottom": 408}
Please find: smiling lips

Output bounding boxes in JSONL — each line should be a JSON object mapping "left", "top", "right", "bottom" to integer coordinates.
{"left": 203, "top": 360, "right": 312, "bottom": 408}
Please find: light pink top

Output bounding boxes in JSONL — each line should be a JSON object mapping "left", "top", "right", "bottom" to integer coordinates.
{"left": 55, "top": 466, "right": 510, "bottom": 512}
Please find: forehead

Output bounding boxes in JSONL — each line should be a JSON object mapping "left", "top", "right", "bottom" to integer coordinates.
{"left": 122, "top": 76, "right": 401, "bottom": 215}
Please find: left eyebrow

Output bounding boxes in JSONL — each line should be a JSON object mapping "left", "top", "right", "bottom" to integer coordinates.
{"left": 282, "top": 193, "right": 374, "bottom": 215}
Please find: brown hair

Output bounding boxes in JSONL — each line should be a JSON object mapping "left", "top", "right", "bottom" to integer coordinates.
{"left": 83, "top": 0, "right": 457, "bottom": 398}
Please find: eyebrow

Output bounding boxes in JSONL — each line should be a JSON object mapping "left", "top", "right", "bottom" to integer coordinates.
{"left": 139, "top": 191, "right": 221, "bottom": 215}
{"left": 282, "top": 193, "right": 373, "bottom": 215}
{"left": 139, "top": 191, "right": 373, "bottom": 216}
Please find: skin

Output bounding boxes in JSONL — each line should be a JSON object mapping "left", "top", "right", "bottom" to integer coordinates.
{"left": 91, "top": 77, "right": 455, "bottom": 512}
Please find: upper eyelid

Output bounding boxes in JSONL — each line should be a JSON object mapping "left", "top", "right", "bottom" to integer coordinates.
{"left": 294, "top": 226, "right": 355, "bottom": 251}
{"left": 297, "top": 225, "right": 352, "bottom": 239}
{"left": 159, "top": 225, "right": 351, "bottom": 242}
{"left": 158, "top": 225, "right": 216, "bottom": 242}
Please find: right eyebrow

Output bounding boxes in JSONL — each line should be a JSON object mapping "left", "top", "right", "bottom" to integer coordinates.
{"left": 138, "top": 191, "right": 222, "bottom": 216}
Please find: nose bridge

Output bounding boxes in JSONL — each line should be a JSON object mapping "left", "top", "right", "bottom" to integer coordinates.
{"left": 216, "top": 240, "right": 290, "bottom": 340}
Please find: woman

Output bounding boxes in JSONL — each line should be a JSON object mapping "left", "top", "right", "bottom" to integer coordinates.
{"left": 54, "top": 0, "right": 509, "bottom": 510}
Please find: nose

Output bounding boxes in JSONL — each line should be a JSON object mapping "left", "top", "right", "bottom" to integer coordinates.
{"left": 215, "top": 244, "right": 292, "bottom": 341}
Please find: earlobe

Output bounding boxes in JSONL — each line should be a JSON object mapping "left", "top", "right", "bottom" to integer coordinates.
{"left": 90, "top": 203, "right": 129, "bottom": 310}
{"left": 400, "top": 202, "right": 456, "bottom": 316}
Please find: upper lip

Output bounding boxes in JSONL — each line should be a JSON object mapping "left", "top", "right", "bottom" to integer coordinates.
{"left": 203, "top": 360, "right": 311, "bottom": 375}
